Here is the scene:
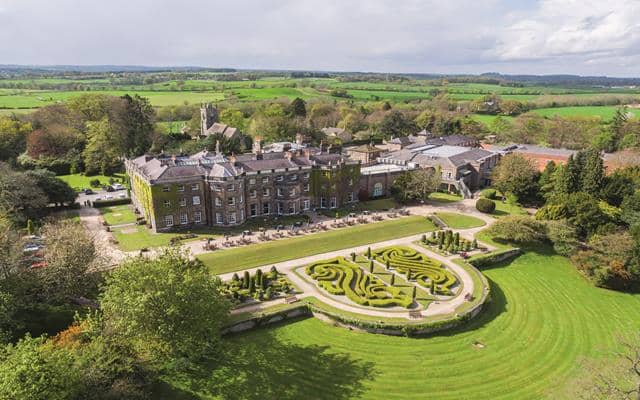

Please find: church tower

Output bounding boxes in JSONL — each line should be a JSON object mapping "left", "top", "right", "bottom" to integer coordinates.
{"left": 200, "top": 103, "right": 218, "bottom": 135}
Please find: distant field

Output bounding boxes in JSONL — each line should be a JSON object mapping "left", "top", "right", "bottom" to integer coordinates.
{"left": 0, "top": 89, "right": 225, "bottom": 109}
{"left": 530, "top": 106, "right": 640, "bottom": 120}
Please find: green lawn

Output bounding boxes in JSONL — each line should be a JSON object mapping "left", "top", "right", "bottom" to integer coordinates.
{"left": 197, "top": 216, "right": 437, "bottom": 274}
{"left": 491, "top": 199, "right": 527, "bottom": 217}
{"left": 100, "top": 205, "right": 137, "bottom": 226}
{"left": 58, "top": 173, "right": 126, "bottom": 191}
{"left": 161, "top": 247, "right": 640, "bottom": 399}
{"left": 435, "top": 212, "right": 486, "bottom": 229}
{"left": 428, "top": 192, "right": 463, "bottom": 203}
{"left": 111, "top": 225, "right": 208, "bottom": 252}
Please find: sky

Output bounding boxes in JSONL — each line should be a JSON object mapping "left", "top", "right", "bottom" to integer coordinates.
{"left": 1, "top": 0, "right": 639, "bottom": 77}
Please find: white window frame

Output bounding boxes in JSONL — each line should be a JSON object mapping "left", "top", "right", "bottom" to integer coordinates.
{"left": 180, "top": 213, "right": 188, "bottom": 225}
{"left": 373, "top": 183, "right": 383, "bottom": 197}
{"left": 164, "top": 215, "right": 174, "bottom": 227}
{"left": 249, "top": 178, "right": 256, "bottom": 185}
{"left": 320, "top": 197, "right": 327, "bottom": 208}
{"left": 290, "top": 188, "right": 296, "bottom": 196}
{"left": 163, "top": 200, "right": 171, "bottom": 208}
{"left": 239, "top": 194, "right": 244, "bottom": 203}
{"left": 277, "top": 202, "right": 284, "bottom": 215}
{"left": 277, "top": 188, "right": 283, "bottom": 197}
{"left": 191, "top": 184, "right": 199, "bottom": 191}
{"left": 228, "top": 197, "right": 235, "bottom": 206}
{"left": 290, "top": 174, "right": 298, "bottom": 181}
{"left": 304, "top": 183, "right": 310, "bottom": 192}
{"left": 179, "top": 198, "right": 187, "bottom": 207}
{"left": 192, "top": 196, "right": 201, "bottom": 205}
{"left": 216, "top": 213, "right": 223, "bottom": 224}
{"left": 250, "top": 189, "right": 257, "bottom": 198}
{"left": 177, "top": 185, "right": 185, "bottom": 192}
{"left": 263, "top": 188, "right": 270, "bottom": 197}
{"left": 303, "top": 199, "right": 310, "bottom": 210}
{"left": 262, "top": 176, "right": 269, "bottom": 184}
{"left": 162, "top": 185, "right": 170, "bottom": 192}
{"left": 303, "top": 172, "right": 310, "bottom": 179}
{"left": 215, "top": 197, "right": 222, "bottom": 207}
{"left": 330, "top": 197, "right": 337, "bottom": 209}
{"left": 276, "top": 175, "right": 284, "bottom": 182}
{"left": 228, "top": 212, "right": 237, "bottom": 224}
{"left": 194, "top": 211, "right": 202, "bottom": 223}
{"left": 213, "top": 184, "right": 222, "bottom": 192}
{"left": 347, "top": 192, "right": 354, "bottom": 202}
{"left": 263, "top": 203, "right": 271, "bottom": 215}
{"left": 228, "top": 184, "right": 235, "bottom": 192}
{"left": 250, "top": 203, "right": 258, "bottom": 217}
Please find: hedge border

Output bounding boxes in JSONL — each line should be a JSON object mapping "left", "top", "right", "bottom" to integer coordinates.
{"left": 92, "top": 198, "right": 131, "bottom": 208}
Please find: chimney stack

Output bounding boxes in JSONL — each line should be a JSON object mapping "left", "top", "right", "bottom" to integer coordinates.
{"left": 252, "top": 137, "right": 262, "bottom": 154}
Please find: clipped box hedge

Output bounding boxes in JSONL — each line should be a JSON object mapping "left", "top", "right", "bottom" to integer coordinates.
{"left": 92, "top": 198, "right": 131, "bottom": 208}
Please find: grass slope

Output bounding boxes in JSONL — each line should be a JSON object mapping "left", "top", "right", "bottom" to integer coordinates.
{"left": 435, "top": 212, "right": 486, "bottom": 229}
{"left": 163, "top": 248, "right": 640, "bottom": 399}
{"left": 198, "top": 216, "right": 436, "bottom": 274}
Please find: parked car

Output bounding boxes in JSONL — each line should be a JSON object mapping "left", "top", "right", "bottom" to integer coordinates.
{"left": 23, "top": 244, "right": 42, "bottom": 253}
{"left": 83, "top": 188, "right": 94, "bottom": 195}
{"left": 105, "top": 195, "right": 114, "bottom": 200}
{"left": 112, "top": 183, "right": 125, "bottom": 191}
{"left": 118, "top": 193, "right": 127, "bottom": 199}
{"left": 104, "top": 185, "right": 115, "bottom": 192}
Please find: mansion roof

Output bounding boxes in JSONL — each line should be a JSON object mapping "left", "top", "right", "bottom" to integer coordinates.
{"left": 128, "top": 148, "right": 357, "bottom": 183}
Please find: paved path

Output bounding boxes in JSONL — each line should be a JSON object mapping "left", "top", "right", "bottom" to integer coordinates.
{"left": 78, "top": 206, "right": 126, "bottom": 266}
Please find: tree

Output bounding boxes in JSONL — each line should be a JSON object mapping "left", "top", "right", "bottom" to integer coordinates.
{"left": 38, "top": 220, "right": 102, "bottom": 303}
{"left": 552, "top": 155, "right": 581, "bottom": 196}
{"left": 486, "top": 216, "right": 546, "bottom": 243}
{"left": 537, "top": 192, "right": 609, "bottom": 238}
{"left": 0, "top": 335, "right": 82, "bottom": 400}
{"left": 603, "top": 172, "right": 636, "bottom": 207}
{"left": 378, "top": 110, "right": 417, "bottom": 138}
{"left": 100, "top": 250, "right": 230, "bottom": 371}
{"left": 476, "top": 198, "right": 496, "bottom": 213}
{"left": 544, "top": 220, "right": 579, "bottom": 256}
{"left": 581, "top": 149, "right": 605, "bottom": 197}
{"left": 575, "top": 332, "right": 640, "bottom": 400}
{"left": 118, "top": 94, "right": 154, "bottom": 157}
{"left": 622, "top": 192, "right": 640, "bottom": 227}
{"left": 491, "top": 153, "right": 539, "bottom": 202}
{"left": 538, "top": 161, "right": 556, "bottom": 196}
{"left": 391, "top": 168, "right": 441, "bottom": 203}
{"left": 219, "top": 108, "right": 246, "bottom": 131}
{"left": 83, "top": 118, "right": 122, "bottom": 175}
{"left": 0, "top": 163, "right": 48, "bottom": 222}
{"left": 288, "top": 97, "right": 307, "bottom": 117}
{"left": 572, "top": 232, "right": 639, "bottom": 290}
{"left": 0, "top": 117, "right": 31, "bottom": 163}
{"left": 24, "top": 169, "right": 76, "bottom": 206}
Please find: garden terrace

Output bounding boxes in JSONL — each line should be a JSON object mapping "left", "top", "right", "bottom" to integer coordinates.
{"left": 224, "top": 267, "right": 295, "bottom": 304}
{"left": 371, "top": 246, "right": 458, "bottom": 295}
{"left": 305, "top": 256, "right": 413, "bottom": 308}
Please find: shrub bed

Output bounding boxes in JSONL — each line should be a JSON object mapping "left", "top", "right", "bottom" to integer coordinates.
{"left": 306, "top": 257, "right": 413, "bottom": 308}
{"left": 372, "top": 246, "right": 457, "bottom": 295}
{"left": 92, "top": 198, "right": 131, "bottom": 208}
{"left": 467, "top": 248, "right": 521, "bottom": 268}
{"left": 224, "top": 266, "right": 294, "bottom": 303}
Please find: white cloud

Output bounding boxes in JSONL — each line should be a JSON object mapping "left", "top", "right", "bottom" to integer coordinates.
{"left": 491, "top": 0, "right": 640, "bottom": 62}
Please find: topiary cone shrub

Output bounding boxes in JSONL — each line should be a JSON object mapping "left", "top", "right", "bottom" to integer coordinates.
{"left": 476, "top": 198, "right": 496, "bottom": 213}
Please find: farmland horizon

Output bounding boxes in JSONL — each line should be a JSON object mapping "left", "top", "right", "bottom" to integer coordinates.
{"left": 3, "top": 64, "right": 640, "bottom": 81}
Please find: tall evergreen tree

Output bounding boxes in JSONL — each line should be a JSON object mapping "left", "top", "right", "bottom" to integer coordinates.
{"left": 581, "top": 149, "right": 605, "bottom": 197}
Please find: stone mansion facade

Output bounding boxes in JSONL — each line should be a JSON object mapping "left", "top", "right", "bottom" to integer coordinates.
{"left": 126, "top": 143, "right": 360, "bottom": 232}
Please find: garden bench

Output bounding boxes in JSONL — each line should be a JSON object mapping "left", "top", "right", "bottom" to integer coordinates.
{"left": 285, "top": 295, "right": 298, "bottom": 304}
